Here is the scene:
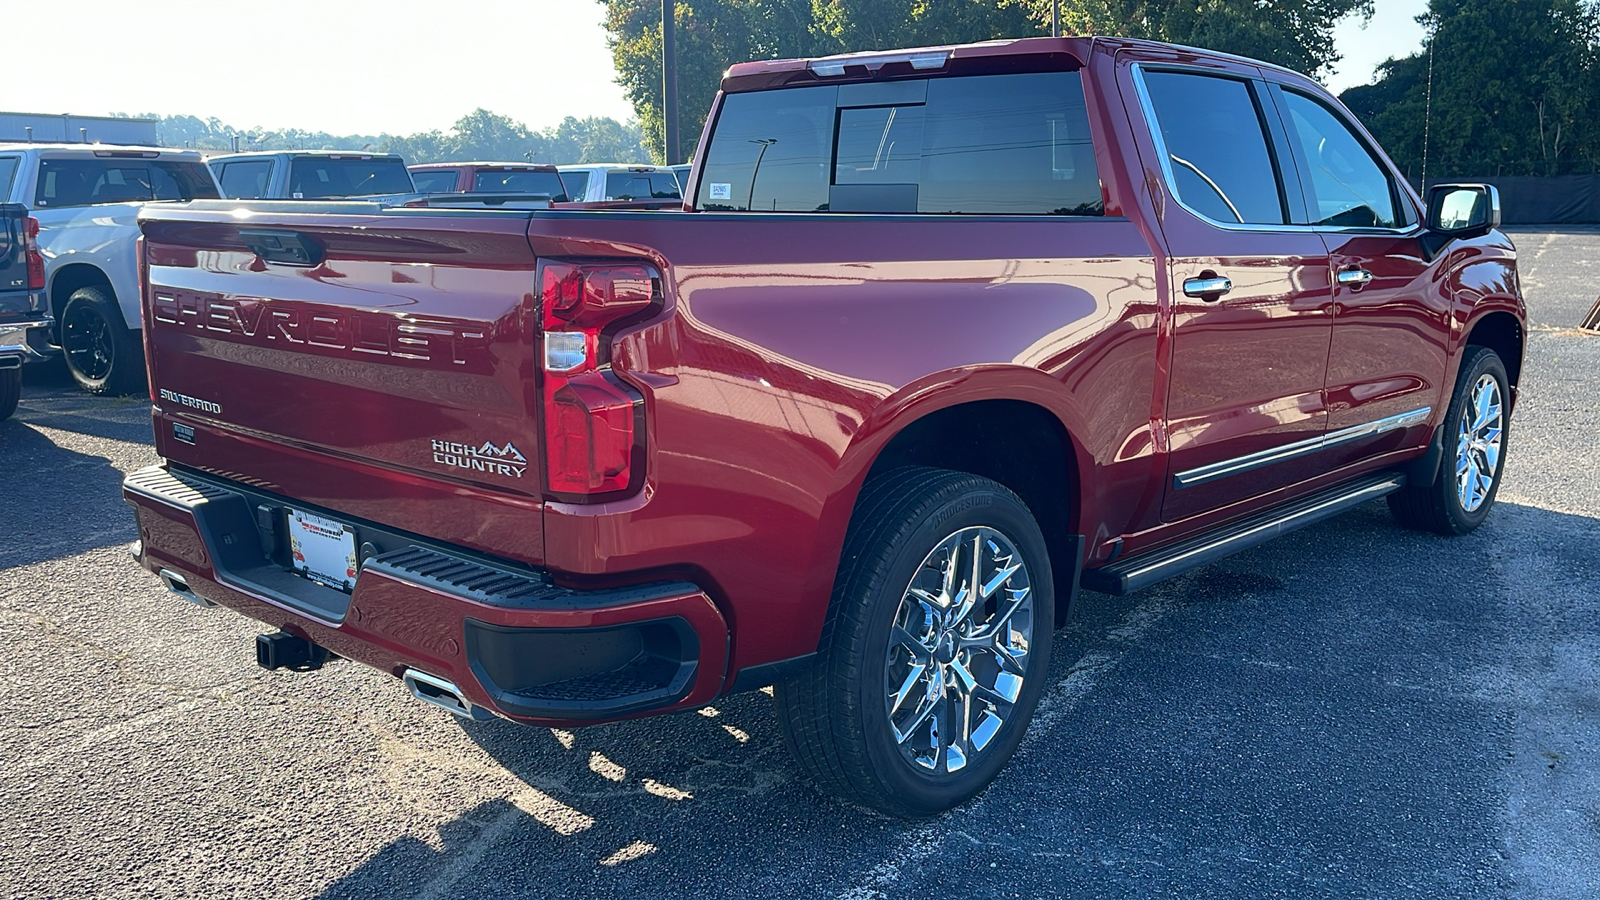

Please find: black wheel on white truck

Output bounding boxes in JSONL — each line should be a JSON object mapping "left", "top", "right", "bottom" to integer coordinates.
{"left": 60, "top": 285, "right": 142, "bottom": 396}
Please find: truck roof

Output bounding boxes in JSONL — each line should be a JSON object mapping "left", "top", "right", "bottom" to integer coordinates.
{"left": 208, "top": 150, "right": 405, "bottom": 162}
{"left": 410, "top": 162, "right": 560, "bottom": 171}
{"left": 720, "top": 35, "right": 1307, "bottom": 92}
{"left": 0, "top": 143, "right": 206, "bottom": 158}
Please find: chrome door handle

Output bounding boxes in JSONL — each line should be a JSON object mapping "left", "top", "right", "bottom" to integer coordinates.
{"left": 1182, "top": 275, "right": 1232, "bottom": 299}
{"left": 1337, "top": 268, "right": 1373, "bottom": 288}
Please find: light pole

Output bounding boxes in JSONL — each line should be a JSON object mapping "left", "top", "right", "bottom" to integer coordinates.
{"left": 663, "top": 0, "right": 682, "bottom": 165}
{"left": 747, "top": 139, "right": 776, "bottom": 210}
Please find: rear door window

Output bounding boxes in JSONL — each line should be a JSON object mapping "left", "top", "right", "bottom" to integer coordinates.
{"left": 473, "top": 169, "right": 570, "bottom": 200}
{"left": 409, "top": 169, "right": 461, "bottom": 193}
{"left": 1140, "top": 71, "right": 1286, "bottom": 226}
{"left": 286, "top": 157, "right": 414, "bottom": 198}
{"left": 696, "top": 71, "right": 1102, "bottom": 215}
{"left": 217, "top": 160, "right": 274, "bottom": 199}
{"left": 34, "top": 158, "right": 220, "bottom": 208}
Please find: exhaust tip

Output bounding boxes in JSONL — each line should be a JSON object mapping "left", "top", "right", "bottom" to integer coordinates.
{"left": 403, "top": 669, "right": 493, "bottom": 720}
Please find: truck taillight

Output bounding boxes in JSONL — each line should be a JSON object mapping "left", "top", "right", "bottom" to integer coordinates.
{"left": 23, "top": 217, "right": 44, "bottom": 291}
{"left": 538, "top": 262, "right": 657, "bottom": 498}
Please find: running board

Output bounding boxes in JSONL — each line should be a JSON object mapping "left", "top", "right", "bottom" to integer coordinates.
{"left": 1081, "top": 472, "right": 1406, "bottom": 596}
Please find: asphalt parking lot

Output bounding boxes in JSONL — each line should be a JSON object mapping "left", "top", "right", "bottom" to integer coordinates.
{"left": 1, "top": 231, "right": 1596, "bottom": 900}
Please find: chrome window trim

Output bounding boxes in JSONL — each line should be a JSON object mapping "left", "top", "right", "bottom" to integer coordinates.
{"left": 1129, "top": 62, "right": 1422, "bottom": 238}
{"left": 1173, "top": 406, "right": 1432, "bottom": 489}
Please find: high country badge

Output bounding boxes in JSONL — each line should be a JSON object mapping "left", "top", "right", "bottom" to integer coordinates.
{"left": 431, "top": 439, "right": 527, "bottom": 478}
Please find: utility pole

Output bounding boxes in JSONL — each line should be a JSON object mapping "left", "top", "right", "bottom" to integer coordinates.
{"left": 663, "top": 0, "right": 682, "bottom": 165}
{"left": 1052, "top": 0, "right": 1059, "bottom": 36}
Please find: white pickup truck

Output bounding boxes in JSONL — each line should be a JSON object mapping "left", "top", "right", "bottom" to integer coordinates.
{"left": 0, "top": 144, "right": 220, "bottom": 393}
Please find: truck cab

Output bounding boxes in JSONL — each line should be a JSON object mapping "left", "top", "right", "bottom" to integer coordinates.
{"left": 209, "top": 151, "right": 415, "bottom": 200}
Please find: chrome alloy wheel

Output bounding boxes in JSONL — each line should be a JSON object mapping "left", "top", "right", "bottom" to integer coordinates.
{"left": 1455, "top": 373, "right": 1504, "bottom": 513}
{"left": 885, "top": 526, "right": 1034, "bottom": 775}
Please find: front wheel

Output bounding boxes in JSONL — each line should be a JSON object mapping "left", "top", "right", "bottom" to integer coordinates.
{"left": 776, "top": 467, "right": 1054, "bottom": 817}
{"left": 1389, "top": 346, "right": 1510, "bottom": 534}
{"left": 60, "top": 286, "right": 143, "bottom": 396}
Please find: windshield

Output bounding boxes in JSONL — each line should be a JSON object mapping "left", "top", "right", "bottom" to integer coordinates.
{"left": 34, "top": 158, "right": 220, "bottom": 208}
{"left": 473, "top": 169, "right": 569, "bottom": 201}
{"left": 287, "top": 157, "right": 414, "bottom": 198}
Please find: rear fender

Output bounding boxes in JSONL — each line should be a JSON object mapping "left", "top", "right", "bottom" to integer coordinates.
{"left": 793, "top": 366, "right": 1092, "bottom": 649}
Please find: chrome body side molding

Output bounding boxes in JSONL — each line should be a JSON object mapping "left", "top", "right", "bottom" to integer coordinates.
{"left": 1173, "top": 407, "right": 1431, "bottom": 489}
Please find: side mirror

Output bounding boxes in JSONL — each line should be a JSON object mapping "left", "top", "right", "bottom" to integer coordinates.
{"left": 1426, "top": 183, "right": 1500, "bottom": 236}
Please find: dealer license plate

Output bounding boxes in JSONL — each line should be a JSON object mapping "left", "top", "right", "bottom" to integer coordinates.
{"left": 288, "top": 509, "right": 359, "bottom": 592}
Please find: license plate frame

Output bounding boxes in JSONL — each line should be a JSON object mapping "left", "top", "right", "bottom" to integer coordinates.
{"left": 287, "top": 509, "right": 359, "bottom": 593}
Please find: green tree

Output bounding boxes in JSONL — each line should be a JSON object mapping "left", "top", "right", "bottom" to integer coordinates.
{"left": 603, "top": 0, "right": 1375, "bottom": 162}
{"left": 1342, "top": 0, "right": 1600, "bottom": 177}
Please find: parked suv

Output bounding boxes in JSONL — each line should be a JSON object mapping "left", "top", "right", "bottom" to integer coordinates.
{"left": 0, "top": 204, "right": 49, "bottom": 420}
{"left": 209, "top": 151, "right": 415, "bottom": 200}
{"left": 128, "top": 37, "right": 1523, "bottom": 816}
{"left": 0, "top": 145, "right": 219, "bottom": 394}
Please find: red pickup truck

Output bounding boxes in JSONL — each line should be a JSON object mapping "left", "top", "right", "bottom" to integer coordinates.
{"left": 125, "top": 36, "right": 1524, "bottom": 816}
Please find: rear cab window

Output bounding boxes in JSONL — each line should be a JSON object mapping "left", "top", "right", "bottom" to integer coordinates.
{"left": 286, "top": 156, "right": 414, "bottom": 198}
{"left": 34, "top": 157, "right": 220, "bottom": 209}
{"left": 217, "top": 159, "right": 274, "bottom": 199}
{"left": 696, "top": 71, "right": 1103, "bottom": 215}
{"left": 474, "top": 169, "right": 570, "bottom": 201}
{"left": 559, "top": 171, "right": 591, "bottom": 199}
{"left": 603, "top": 171, "right": 680, "bottom": 200}
{"left": 409, "top": 169, "right": 462, "bottom": 193}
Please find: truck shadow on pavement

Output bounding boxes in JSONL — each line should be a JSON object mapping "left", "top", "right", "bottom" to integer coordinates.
{"left": 310, "top": 500, "right": 1600, "bottom": 900}
{"left": 0, "top": 416, "right": 144, "bottom": 570}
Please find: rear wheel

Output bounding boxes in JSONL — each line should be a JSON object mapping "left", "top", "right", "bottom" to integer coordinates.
{"left": 776, "top": 467, "right": 1054, "bottom": 817}
{"left": 0, "top": 366, "right": 19, "bottom": 421}
{"left": 1388, "top": 346, "right": 1510, "bottom": 534}
{"left": 60, "top": 286, "right": 142, "bottom": 396}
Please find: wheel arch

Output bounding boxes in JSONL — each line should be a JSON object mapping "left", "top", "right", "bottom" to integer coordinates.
{"left": 48, "top": 263, "right": 126, "bottom": 338}
{"left": 1462, "top": 309, "right": 1524, "bottom": 398}
{"left": 806, "top": 369, "right": 1093, "bottom": 642}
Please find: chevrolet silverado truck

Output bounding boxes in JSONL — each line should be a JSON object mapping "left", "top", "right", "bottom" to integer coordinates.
{"left": 0, "top": 204, "right": 49, "bottom": 421}
{"left": 124, "top": 37, "right": 1524, "bottom": 816}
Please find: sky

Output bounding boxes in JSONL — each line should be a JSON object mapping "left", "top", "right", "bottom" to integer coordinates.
{"left": 1323, "top": 0, "right": 1430, "bottom": 95}
{"left": 1, "top": 0, "right": 1428, "bottom": 138}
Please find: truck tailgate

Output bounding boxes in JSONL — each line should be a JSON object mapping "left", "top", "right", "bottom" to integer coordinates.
{"left": 141, "top": 206, "right": 546, "bottom": 564}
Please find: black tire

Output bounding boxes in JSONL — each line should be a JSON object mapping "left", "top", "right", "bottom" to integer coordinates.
{"left": 60, "top": 286, "right": 143, "bottom": 396}
{"left": 0, "top": 366, "right": 19, "bottom": 422}
{"left": 1388, "top": 346, "right": 1510, "bottom": 534}
{"left": 776, "top": 467, "right": 1054, "bottom": 817}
